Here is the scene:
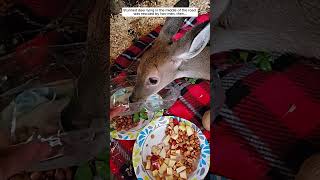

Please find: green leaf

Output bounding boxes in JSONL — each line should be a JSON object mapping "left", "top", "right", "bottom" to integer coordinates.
{"left": 140, "top": 108, "right": 147, "bottom": 113}
{"left": 139, "top": 112, "right": 148, "bottom": 120}
{"left": 239, "top": 51, "right": 249, "bottom": 62}
{"left": 259, "top": 59, "right": 272, "bottom": 71}
{"left": 133, "top": 113, "right": 140, "bottom": 122}
{"left": 154, "top": 110, "right": 164, "bottom": 117}
{"left": 187, "top": 78, "right": 197, "bottom": 84}
{"left": 75, "top": 163, "right": 93, "bottom": 180}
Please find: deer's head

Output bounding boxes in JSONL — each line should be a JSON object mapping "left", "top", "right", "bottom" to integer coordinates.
{"left": 129, "top": 0, "right": 210, "bottom": 103}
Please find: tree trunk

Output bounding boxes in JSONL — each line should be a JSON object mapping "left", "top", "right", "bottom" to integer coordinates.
{"left": 28, "top": 0, "right": 109, "bottom": 171}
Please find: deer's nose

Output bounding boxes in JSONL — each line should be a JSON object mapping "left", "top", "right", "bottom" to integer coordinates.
{"left": 129, "top": 94, "right": 134, "bottom": 103}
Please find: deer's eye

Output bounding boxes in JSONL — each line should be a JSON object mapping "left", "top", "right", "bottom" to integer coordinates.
{"left": 149, "top": 77, "right": 158, "bottom": 85}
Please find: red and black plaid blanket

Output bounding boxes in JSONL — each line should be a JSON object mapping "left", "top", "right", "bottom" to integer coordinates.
{"left": 110, "top": 14, "right": 214, "bottom": 179}
{"left": 211, "top": 52, "right": 320, "bottom": 180}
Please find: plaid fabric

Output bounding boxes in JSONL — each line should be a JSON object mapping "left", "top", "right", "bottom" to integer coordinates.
{"left": 211, "top": 52, "right": 320, "bottom": 180}
{"left": 110, "top": 13, "right": 221, "bottom": 179}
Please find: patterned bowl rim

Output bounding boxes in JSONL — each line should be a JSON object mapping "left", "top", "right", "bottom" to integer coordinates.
{"left": 132, "top": 115, "right": 210, "bottom": 180}
{"left": 110, "top": 87, "right": 164, "bottom": 140}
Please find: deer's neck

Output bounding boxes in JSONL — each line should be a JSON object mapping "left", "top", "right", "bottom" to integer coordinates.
{"left": 176, "top": 47, "right": 210, "bottom": 80}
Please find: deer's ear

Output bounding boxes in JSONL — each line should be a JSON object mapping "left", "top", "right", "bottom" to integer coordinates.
{"left": 175, "top": 23, "right": 210, "bottom": 60}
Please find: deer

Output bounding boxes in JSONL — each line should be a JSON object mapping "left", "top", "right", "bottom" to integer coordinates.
{"left": 212, "top": 0, "right": 320, "bottom": 179}
{"left": 128, "top": 0, "right": 211, "bottom": 131}
{"left": 212, "top": 0, "right": 320, "bottom": 57}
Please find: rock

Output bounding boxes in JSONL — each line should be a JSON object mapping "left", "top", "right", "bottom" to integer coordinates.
{"left": 202, "top": 110, "right": 210, "bottom": 131}
{"left": 30, "top": 172, "right": 42, "bottom": 180}
{"left": 296, "top": 153, "right": 320, "bottom": 180}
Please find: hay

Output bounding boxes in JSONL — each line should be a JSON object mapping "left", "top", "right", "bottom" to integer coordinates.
{"left": 110, "top": 0, "right": 210, "bottom": 62}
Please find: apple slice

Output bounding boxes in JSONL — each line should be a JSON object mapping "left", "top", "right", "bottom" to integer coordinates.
{"left": 159, "top": 163, "right": 168, "bottom": 174}
{"left": 180, "top": 170, "right": 187, "bottom": 179}
{"left": 170, "top": 155, "right": 177, "bottom": 160}
{"left": 171, "top": 133, "right": 179, "bottom": 140}
{"left": 167, "top": 167, "right": 173, "bottom": 175}
{"left": 186, "top": 126, "right": 194, "bottom": 136}
{"left": 145, "top": 160, "right": 151, "bottom": 170}
{"left": 152, "top": 146, "right": 160, "bottom": 155}
{"left": 176, "top": 166, "right": 186, "bottom": 173}
{"left": 168, "top": 159, "right": 176, "bottom": 167}
{"left": 166, "top": 175, "right": 174, "bottom": 180}
{"left": 174, "top": 125, "right": 179, "bottom": 134}
{"left": 164, "top": 158, "right": 170, "bottom": 165}
{"left": 173, "top": 170, "right": 179, "bottom": 177}
{"left": 159, "top": 148, "right": 166, "bottom": 158}
{"left": 163, "top": 135, "right": 171, "bottom": 145}
{"left": 171, "top": 144, "right": 178, "bottom": 149}
{"left": 179, "top": 124, "right": 186, "bottom": 131}
{"left": 152, "top": 170, "right": 159, "bottom": 177}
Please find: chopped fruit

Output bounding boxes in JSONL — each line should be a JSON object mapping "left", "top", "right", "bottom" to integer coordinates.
{"left": 170, "top": 155, "right": 177, "bottom": 160}
{"left": 152, "top": 146, "right": 161, "bottom": 155}
{"left": 184, "top": 151, "right": 191, "bottom": 156}
{"left": 164, "top": 158, "right": 170, "bottom": 165}
{"left": 163, "top": 135, "right": 171, "bottom": 145}
{"left": 187, "top": 147, "right": 194, "bottom": 151}
{"left": 159, "top": 163, "right": 168, "bottom": 174}
{"left": 168, "top": 159, "right": 176, "bottom": 167}
{"left": 171, "top": 133, "right": 179, "bottom": 140}
{"left": 186, "top": 126, "right": 194, "bottom": 136}
{"left": 151, "top": 155, "right": 160, "bottom": 170}
{"left": 167, "top": 167, "right": 173, "bottom": 175}
{"left": 144, "top": 118, "right": 201, "bottom": 180}
{"left": 173, "top": 171, "right": 178, "bottom": 177}
{"left": 146, "top": 160, "right": 151, "bottom": 170}
{"left": 176, "top": 166, "right": 186, "bottom": 174}
{"left": 174, "top": 125, "right": 179, "bottom": 134}
{"left": 111, "top": 115, "right": 139, "bottom": 131}
{"left": 159, "top": 148, "right": 166, "bottom": 158}
{"left": 171, "top": 144, "right": 178, "bottom": 149}
{"left": 158, "top": 144, "right": 164, "bottom": 149}
{"left": 152, "top": 170, "right": 159, "bottom": 177}
{"left": 179, "top": 124, "right": 186, "bottom": 131}
{"left": 180, "top": 170, "right": 187, "bottom": 179}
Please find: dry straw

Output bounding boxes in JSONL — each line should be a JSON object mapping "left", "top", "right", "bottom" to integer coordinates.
{"left": 110, "top": 0, "right": 210, "bottom": 62}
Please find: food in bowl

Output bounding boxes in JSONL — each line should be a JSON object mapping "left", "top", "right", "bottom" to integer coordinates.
{"left": 111, "top": 107, "right": 148, "bottom": 131}
{"left": 143, "top": 118, "right": 201, "bottom": 179}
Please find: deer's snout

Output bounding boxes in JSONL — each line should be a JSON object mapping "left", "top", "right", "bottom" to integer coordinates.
{"left": 129, "top": 92, "right": 138, "bottom": 103}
